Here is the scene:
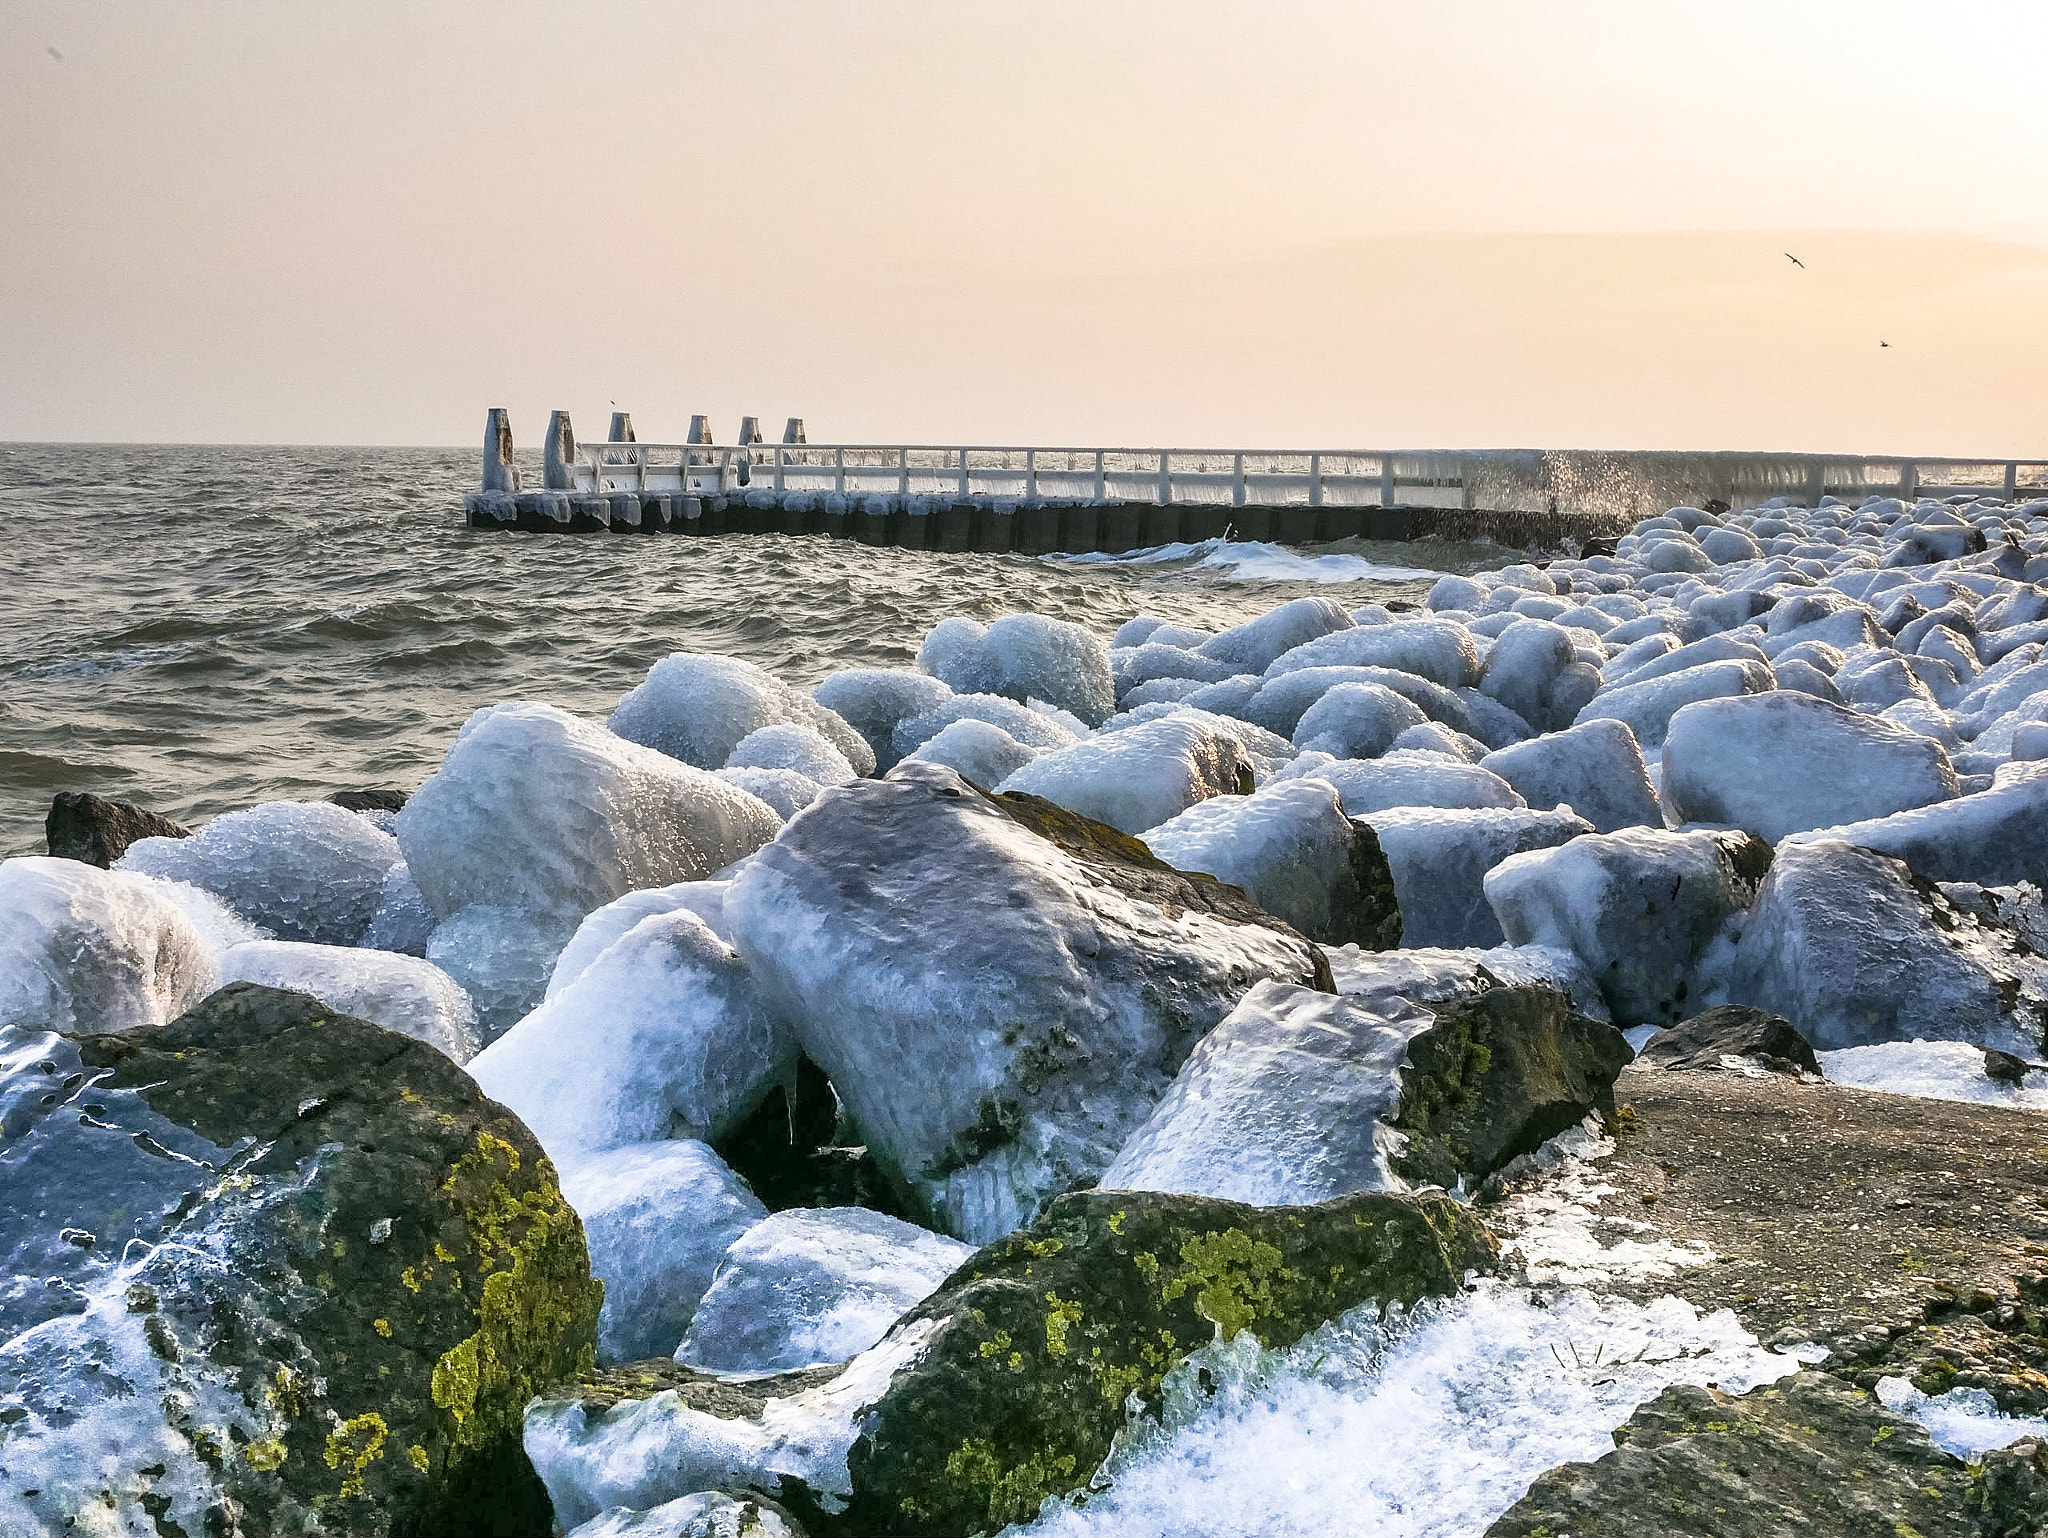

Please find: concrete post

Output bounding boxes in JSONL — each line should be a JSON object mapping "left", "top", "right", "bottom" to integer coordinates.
{"left": 737, "top": 417, "right": 763, "bottom": 445}
{"left": 544, "top": 411, "right": 576, "bottom": 491}
{"left": 783, "top": 418, "right": 806, "bottom": 444}
{"left": 482, "top": 408, "right": 520, "bottom": 493}
{"left": 687, "top": 415, "right": 713, "bottom": 444}
{"left": 608, "top": 412, "right": 635, "bottom": 443}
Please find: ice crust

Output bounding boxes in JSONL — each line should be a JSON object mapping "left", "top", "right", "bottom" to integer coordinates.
{"left": 609, "top": 653, "right": 875, "bottom": 774}
{"left": 724, "top": 722, "right": 858, "bottom": 785}
{"left": 216, "top": 939, "right": 480, "bottom": 1062}
{"left": 1274, "top": 751, "right": 1525, "bottom": 813}
{"left": 1139, "top": 778, "right": 1362, "bottom": 938}
{"left": 1877, "top": 1377, "right": 2048, "bottom": 1459}
{"left": 917, "top": 613, "right": 1116, "bottom": 726}
{"left": 546, "top": 881, "right": 734, "bottom": 999}
{"left": 812, "top": 667, "right": 954, "bottom": 773}
{"left": 1819, "top": 1039, "right": 2048, "bottom": 1110}
{"left": 901, "top": 717, "right": 1042, "bottom": 788}
{"left": 1362, "top": 806, "right": 1591, "bottom": 949}
{"left": 996, "top": 714, "right": 1250, "bottom": 835}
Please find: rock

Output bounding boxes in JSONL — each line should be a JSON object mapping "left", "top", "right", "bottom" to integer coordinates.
{"left": 1289, "top": 681, "right": 1430, "bottom": 758}
{"left": 1486, "top": 827, "right": 1773, "bottom": 1026}
{"left": 1480, "top": 718, "right": 1662, "bottom": 833}
{"left": 0, "top": 856, "right": 222, "bottom": 1035}
{"left": 1792, "top": 759, "right": 2048, "bottom": 888}
{"left": 1662, "top": 690, "right": 1960, "bottom": 841}
{"left": 469, "top": 909, "right": 794, "bottom": 1163}
{"left": 916, "top": 614, "right": 1116, "bottom": 727}
{"left": 1323, "top": 941, "right": 1615, "bottom": 1023}
{"left": 900, "top": 716, "right": 1041, "bottom": 788}
{"left": 724, "top": 763, "right": 1332, "bottom": 1242}
{"left": 610, "top": 653, "right": 876, "bottom": 775}
{"left": 812, "top": 668, "right": 954, "bottom": 774}
{"left": 44, "top": 790, "right": 189, "bottom": 867}
{"left": 525, "top": 1188, "right": 1491, "bottom": 1538}
{"left": 1278, "top": 750, "right": 1527, "bottom": 813}
{"left": 995, "top": 713, "right": 1251, "bottom": 835}
{"left": 119, "top": 799, "right": 401, "bottom": 946}
{"left": 1484, "top": 1373, "right": 1979, "bottom": 1538}
{"left": 677, "top": 1208, "right": 974, "bottom": 1375}
{"left": 1983, "top": 1045, "right": 2035, "bottom": 1085}
{"left": 1975, "top": 1437, "right": 2048, "bottom": 1536}
{"left": 1575, "top": 657, "right": 1776, "bottom": 748}
{"left": 1195, "top": 595, "right": 1354, "bottom": 673}
{"left": 1260, "top": 618, "right": 1480, "bottom": 689}
{"left": 1478, "top": 618, "right": 1602, "bottom": 732}
{"left": 559, "top": 1140, "right": 767, "bottom": 1364}
{"left": 329, "top": 788, "right": 409, "bottom": 814}
{"left": 1637, "top": 1004, "right": 1821, "bottom": 1076}
{"left": 217, "top": 938, "right": 480, "bottom": 1063}
{"left": 1361, "top": 805, "right": 1593, "bottom": 949}
{"left": 725, "top": 723, "right": 858, "bottom": 785}
{"left": 425, "top": 903, "right": 572, "bottom": 1043}
{"left": 0, "top": 983, "right": 602, "bottom": 1537}
{"left": 1246, "top": 665, "right": 1478, "bottom": 740}
{"left": 1139, "top": 777, "right": 1402, "bottom": 948}
{"left": 1722, "top": 838, "right": 2048, "bottom": 1054}
{"left": 1102, "top": 980, "right": 1626, "bottom": 1204}
{"left": 563, "top": 1491, "right": 804, "bottom": 1538}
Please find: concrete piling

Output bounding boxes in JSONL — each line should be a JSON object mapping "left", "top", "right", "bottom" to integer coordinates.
{"left": 482, "top": 409, "right": 519, "bottom": 493}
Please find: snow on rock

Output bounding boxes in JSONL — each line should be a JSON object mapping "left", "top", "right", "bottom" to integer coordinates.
{"left": 996, "top": 714, "right": 1250, "bottom": 835}
{"left": 557, "top": 1140, "right": 767, "bottom": 1364}
{"left": 1140, "top": 777, "right": 1397, "bottom": 946}
{"left": 1195, "top": 596, "right": 1354, "bottom": 673}
{"left": 723, "top": 762, "right": 1328, "bottom": 1242}
{"left": 916, "top": 613, "right": 1116, "bottom": 727}
{"left": 1261, "top": 619, "right": 1480, "bottom": 690}
{"left": 118, "top": 799, "right": 399, "bottom": 945}
{"left": 724, "top": 722, "right": 858, "bottom": 785}
{"left": 1290, "top": 681, "right": 1430, "bottom": 758}
{"left": 677, "top": 1208, "right": 974, "bottom": 1375}
{"left": 891, "top": 691, "right": 1082, "bottom": 762}
{"left": 0, "top": 857, "right": 221, "bottom": 1035}
{"left": 1247, "top": 666, "right": 1473, "bottom": 741}
{"left": 610, "top": 653, "right": 875, "bottom": 775}
{"left": 470, "top": 909, "right": 793, "bottom": 1163}
{"left": 811, "top": 667, "right": 953, "bottom": 773}
{"left": 1819, "top": 1039, "right": 2048, "bottom": 1111}
{"left": 1361, "top": 806, "right": 1592, "bottom": 950}
{"left": 1485, "top": 827, "right": 1772, "bottom": 1027}
{"left": 1480, "top": 719, "right": 1661, "bottom": 833}
{"left": 1660, "top": 690, "right": 1960, "bottom": 841}
{"left": 216, "top": 939, "right": 479, "bottom": 1062}
{"left": 1275, "top": 750, "right": 1525, "bottom": 813}
{"left": 901, "top": 716, "right": 1042, "bottom": 788}
{"left": 1575, "top": 657, "right": 1777, "bottom": 748}
{"left": 1786, "top": 759, "right": 2048, "bottom": 888}
{"left": 546, "top": 881, "right": 734, "bottom": 999}
{"left": 1721, "top": 837, "right": 2048, "bottom": 1054}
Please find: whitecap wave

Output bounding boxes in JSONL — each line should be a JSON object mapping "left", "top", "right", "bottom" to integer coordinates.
{"left": 1051, "top": 537, "right": 1443, "bottom": 584}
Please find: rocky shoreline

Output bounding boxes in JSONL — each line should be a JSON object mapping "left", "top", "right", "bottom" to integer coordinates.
{"left": 7, "top": 488, "right": 2048, "bottom": 1535}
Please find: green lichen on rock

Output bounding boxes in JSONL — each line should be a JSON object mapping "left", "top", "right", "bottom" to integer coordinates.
{"left": 826, "top": 1186, "right": 1494, "bottom": 1537}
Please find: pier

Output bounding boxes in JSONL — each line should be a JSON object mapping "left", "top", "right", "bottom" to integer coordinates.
{"left": 464, "top": 409, "right": 2048, "bottom": 555}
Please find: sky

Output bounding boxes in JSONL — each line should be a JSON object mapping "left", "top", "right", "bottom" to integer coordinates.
{"left": 1, "top": 1, "right": 2044, "bottom": 455}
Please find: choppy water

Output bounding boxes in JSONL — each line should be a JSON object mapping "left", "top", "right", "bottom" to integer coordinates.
{"left": 0, "top": 445, "right": 1519, "bottom": 855}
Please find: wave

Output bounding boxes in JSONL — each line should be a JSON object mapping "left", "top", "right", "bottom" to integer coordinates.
{"left": 1051, "top": 537, "right": 1444, "bottom": 584}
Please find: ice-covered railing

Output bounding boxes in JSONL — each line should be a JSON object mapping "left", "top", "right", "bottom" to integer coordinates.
{"left": 481, "top": 410, "right": 2047, "bottom": 520}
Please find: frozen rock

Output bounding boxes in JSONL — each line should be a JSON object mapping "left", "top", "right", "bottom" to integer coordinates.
{"left": 558, "top": 1140, "right": 767, "bottom": 1364}
{"left": 1773, "top": 657, "right": 1846, "bottom": 703}
{"left": 1722, "top": 838, "right": 2048, "bottom": 1053}
{"left": 398, "top": 702, "right": 783, "bottom": 930}
{"left": 1323, "top": 941, "right": 1613, "bottom": 1023}
{"left": 901, "top": 716, "right": 1041, "bottom": 788}
{"left": 562, "top": 1492, "right": 801, "bottom": 1538}
{"left": 891, "top": 691, "right": 1081, "bottom": 761}
{"left": 1389, "top": 720, "right": 1487, "bottom": 760}
{"left": 1575, "top": 658, "right": 1776, "bottom": 748}
{"left": 811, "top": 667, "right": 953, "bottom": 773}
{"left": 1290, "top": 681, "right": 1429, "bottom": 758}
{"left": 610, "top": 653, "right": 875, "bottom": 774}
{"left": 1113, "top": 641, "right": 1240, "bottom": 693}
{"left": 1102, "top": 981, "right": 1626, "bottom": 1205}
{"left": 1791, "top": 759, "right": 2048, "bottom": 887}
{"left": 424, "top": 904, "right": 570, "bottom": 1042}
{"left": 677, "top": 1208, "right": 974, "bottom": 1375}
{"left": 1098, "top": 703, "right": 1294, "bottom": 768}
{"left": 916, "top": 613, "right": 1115, "bottom": 727}
{"left": 0, "top": 857, "right": 220, "bottom": 1035}
{"left": 996, "top": 714, "right": 1250, "bottom": 835}
{"left": 1140, "top": 777, "right": 1401, "bottom": 947}
{"left": 1660, "top": 691, "right": 1959, "bottom": 841}
{"left": 1485, "top": 827, "right": 1772, "bottom": 1026}
{"left": 724, "top": 723, "right": 858, "bottom": 785}
{"left": 1361, "top": 806, "right": 1592, "bottom": 949}
{"left": 1261, "top": 619, "right": 1480, "bottom": 689}
{"left": 470, "top": 909, "right": 793, "bottom": 1162}
{"left": 361, "top": 860, "right": 436, "bottom": 956}
{"left": 1276, "top": 751, "right": 1526, "bottom": 813}
{"left": 1119, "top": 675, "right": 1212, "bottom": 708}
{"left": 723, "top": 763, "right": 1330, "bottom": 1242}
{"left": 1195, "top": 596, "right": 1354, "bottom": 673}
{"left": 1480, "top": 719, "right": 1661, "bottom": 833}
{"left": 217, "top": 940, "right": 479, "bottom": 1062}
{"left": 1479, "top": 619, "right": 1604, "bottom": 733}
{"left": 118, "top": 799, "right": 399, "bottom": 945}
{"left": 709, "top": 766, "right": 816, "bottom": 819}
{"left": 546, "top": 881, "right": 734, "bottom": 998}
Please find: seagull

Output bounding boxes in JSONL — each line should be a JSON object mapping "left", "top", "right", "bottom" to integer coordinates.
{"left": 45, "top": 44, "right": 63, "bottom": 62}
{"left": 1784, "top": 252, "right": 1805, "bottom": 269}
{"left": 1880, "top": 340, "right": 1890, "bottom": 348}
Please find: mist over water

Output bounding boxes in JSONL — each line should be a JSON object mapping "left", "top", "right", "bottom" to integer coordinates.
{"left": 0, "top": 444, "right": 1519, "bottom": 855}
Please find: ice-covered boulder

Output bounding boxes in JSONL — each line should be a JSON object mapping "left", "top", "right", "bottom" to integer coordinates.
{"left": 1290, "top": 681, "right": 1430, "bottom": 758}
{"left": 811, "top": 667, "right": 953, "bottom": 773}
{"left": 1195, "top": 596, "right": 1354, "bottom": 673}
{"left": 1479, "top": 619, "right": 1604, "bottom": 733}
{"left": 1112, "top": 641, "right": 1240, "bottom": 695}
{"left": 723, "top": 763, "right": 1330, "bottom": 1242}
{"left": 1247, "top": 665, "right": 1476, "bottom": 740}
{"left": 1722, "top": 838, "right": 2048, "bottom": 1054}
{"left": 1360, "top": 805, "right": 1592, "bottom": 949}
{"left": 900, "top": 716, "right": 1041, "bottom": 788}
{"left": 562, "top": 1493, "right": 801, "bottom": 1538}
{"left": 1637, "top": 1004, "right": 1821, "bottom": 1076}
{"left": 361, "top": 860, "right": 436, "bottom": 955}
{"left": 1660, "top": 690, "right": 1960, "bottom": 841}
{"left": 118, "top": 799, "right": 399, "bottom": 945}
{"left": 1788, "top": 760, "right": 2048, "bottom": 888}
{"left": 217, "top": 939, "right": 478, "bottom": 1062}
{"left": 398, "top": 702, "right": 783, "bottom": 931}
{"left": 1322, "top": 941, "right": 1613, "bottom": 1023}
{"left": 1485, "top": 827, "right": 1772, "bottom": 1026}
{"left": 724, "top": 722, "right": 858, "bottom": 785}
{"left": 1101, "top": 981, "right": 1626, "bottom": 1205}
{"left": 1139, "top": 777, "right": 1402, "bottom": 948}
{"left": 470, "top": 909, "right": 793, "bottom": 1163}
{"left": 890, "top": 691, "right": 1081, "bottom": 762}
{"left": 558, "top": 1140, "right": 767, "bottom": 1364}
{"left": 1261, "top": 619, "right": 1480, "bottom": 689}
{"left": 1576, "top": 657, "right": 1776, "bottom": 748}
{"left": 995, "top": 713, "right": 1250, "bottom": 835}
{"left": 610, "top": 653, "right": 874, "bottom": 775}
{"left": 0, "top": 857, "right": 221, "bottom": 1035}
{"left": 1276, "top": 750, "right": 1526, "bottom": 813}
{"left": 545, "top": 881, "right": 733, "bottom": 998}
{"left": 916, "top": 613, "right": 1116, "bottom": 727}
{"left": 1480, "top": 719, "right": 1661, "bottom": 832}
{"left": 707, "top": 766, "right": 811, "bottom": 819}
{"left": 676, "top": 1208, "right": 974, "bottom": 1375}
{"left": 423, "top": 903, "right": 568, "bottom": 1042}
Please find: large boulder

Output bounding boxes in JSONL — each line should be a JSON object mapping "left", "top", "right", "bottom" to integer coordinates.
{"left": 1637, "top": 1004, "right": 1821, "bottom": 1076}
{"left": 916, "top": 614, "right": 1116, "bottom": 727}
{"left": 1485, "top": 828, "right": 1774, "bottom": 1026}
{"left": 900, "top": 716, "right": 1042, "bottom": 789}
{"left": 523, "top": 1187, "right": 1493, "bottom": 1538}
{"left": 1101, "top": 980, "right": 1628, "bottom": 1204}
{"left": 1323, "top": 941, "right": 1615, "bottom": 1024}
{"left": 1477, "top": 618, "right": 1603, "bottom": 733}
{"left": 724, "top": 763, "right": 1332, "bottom": 1242}
{"left": 1139, "top": 777, "right": 1402, "bottom": 948}
{"left": 1721, "top": 838, "right": 2048, "bottom": 1055}
{"left": 44, "top": 790, "right": 189, "bottom": 868}
{"left": 1575, "top": 657, "right": 1776, "bottom": 749}
{"left": 811, "top": 667, "right": 953, "bottom": 774}
{"left": 1480, "top": 718, "right": 1662, "bottom": 833}
{"left": 995, "top": 713, "right": 1251, "bottom": 835}
{"left": 217, "top": 938, "right": 480, "bottom": 1063}
{"left": 609, "top": 653, "right": 875, "bottom": 775}
{"left": 1360, "top": 806, "right": 1593, "bottom": 949}
{"left": 1791, "top": 759, "right": 2048, "bottom": 888}
{"left": 1195, "top": 596, "right": 1354, "bottom": 673}
{"left": 0, "top": 984, "right": 602, "bottom": 1537}
{"left": 1290, "top": 681, "right": 1431, "bottom": 758}
{"left": 1661, "top": 690, "right": 1959, "bottom": 841}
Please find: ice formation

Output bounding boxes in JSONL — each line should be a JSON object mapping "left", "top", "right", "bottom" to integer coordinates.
{"left": 609, "top": 653, "right": 875, "bottom": 774}
{"left": 1819, "top": 1038, "right": 2048, "bottom": 1109}
{"left": 995, "top": 714, "right": 1250, "bottom": 835}
{"left": 1139, "top": 777, "right": 1364, "bottom": 938}
{"left": 724, "top": 722, "right": 858, "bottom": 785}
{"left": 545, "top": 881, "right": 734, "bottom": 999}
{"left": 216, "top": 939, "right": 480, "bottom": 1061}
{"left": 900, "top": 716, "right": 1042, "bottom": 788}
{"left": 811, "top": 667, "right": 954, "bottom": 772}
{"left": 916, "top": 613, "right": 1116, "bottom": 726}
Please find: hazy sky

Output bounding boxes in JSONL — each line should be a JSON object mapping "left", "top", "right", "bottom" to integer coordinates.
{"left": 2, "top": 1, "right": 2044, "bottom": 453}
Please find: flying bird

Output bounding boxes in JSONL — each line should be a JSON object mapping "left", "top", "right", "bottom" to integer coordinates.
{"left": 45, "top": 44, "right": 63, "bottom": 62}
{"left": 1880, "top": 340, "right": 1890, "bottom": 348}
{"left": 1784, "top": 252, "right": 1805, "bottom": 269}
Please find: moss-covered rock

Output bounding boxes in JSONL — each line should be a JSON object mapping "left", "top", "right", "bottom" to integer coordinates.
{"left": 0, "top": 982, "right": 602, "bottom": 1537}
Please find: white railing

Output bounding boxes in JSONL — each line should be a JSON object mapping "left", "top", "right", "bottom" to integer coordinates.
{"left": 557, "top": 442, "right": 2048, "bottom": 518}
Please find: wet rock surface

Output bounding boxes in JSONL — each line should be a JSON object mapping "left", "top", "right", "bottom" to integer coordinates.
{"left": 44, "top": 789, "right": 191, "bottom": 867}
{"left": 1637, "top": 1004, "right": 1822, "bottom": 1076}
